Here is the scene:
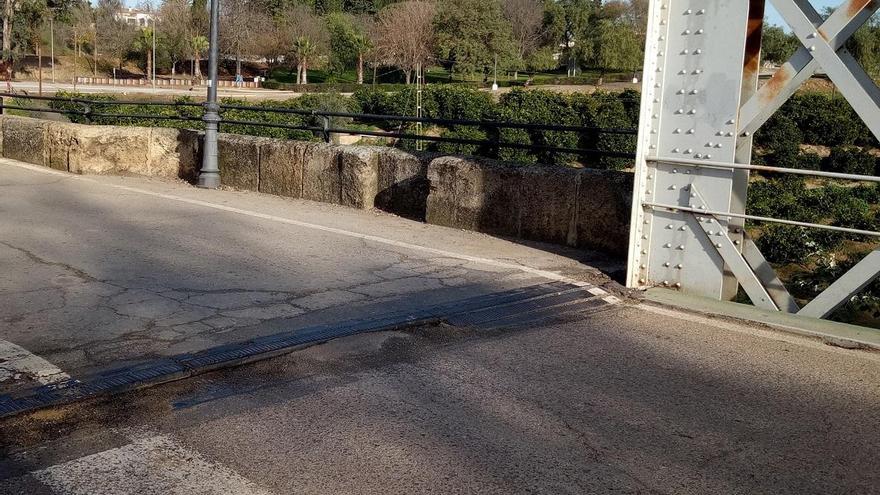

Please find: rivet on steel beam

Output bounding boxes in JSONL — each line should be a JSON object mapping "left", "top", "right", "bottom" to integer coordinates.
{"left": 664, "top": 262, "right": 671, "bottom": 267}
{"left": 696, "top": 29, "right": 704, "bottom": 34}
{"left": 670, "top": 185, "right": 677, "bottom": 190}
{"left": 639, "top": 278, "right": 646, "bottom": 284}
{"left": 715, "top": 243, "right": 722, "bottom": 248}
{"left": 705, "top": 154, "right": 712, "bottom": 159}
{"left": 685, "top": 8, "right": 691, "bottom": 14}
{"left": 708, "top": 230, "right": 715, "bottom": 235}
{"left": 694, "top": 49, "right": 702, "bottom": 54}
{"left": 676, "top": 264, "right": 683, "bottom": 269}
{"left": 690, "top": 89, "right": 699, "bottom": 95}
{"left": 683, "top": 29, "right": 691, "bottom": 35}
{"left": 685, "top": 148, "right": 693, "bottom": 153}
{"left": 663, "top": 280, "right": 670, "bottom": 286}
{"left": 687, "top": 129, "right": 695, "bottom": 134}
{"left": 675, "top": 283, "right": 682, "bottom": 288}
{"left": 664, "top": 243, "right": 672, "bottom": 248}
{"left": 673, "top": 148, "right": 680, "bottom": 153}
{"left": 679, "top": 226, "right": 687, "bottom": 231}
{"left": 697, "top": 9, "right": 704, "bottom": 14}
{"left": 677, "top": 245, "right": 685, "bottom": 250}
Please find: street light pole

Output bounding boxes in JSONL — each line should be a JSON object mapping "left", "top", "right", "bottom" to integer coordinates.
{"left": 151, "top": 19, "right": 156, "bottom": 90}
{"left": 197, "top": 0, "right": 221, "bottom": 189}
{"left": 50, "top": 16, "right": 55, "bottom": 84}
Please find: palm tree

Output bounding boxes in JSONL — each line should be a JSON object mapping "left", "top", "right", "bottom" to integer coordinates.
{"left": 133, "top": 27, "right": 154, "bottom": 82}
{"left": 291, "top": 36, "right": 317, "bottom": 84}
{"left": 190, "top": 35, "right": 208, "bottom": 80}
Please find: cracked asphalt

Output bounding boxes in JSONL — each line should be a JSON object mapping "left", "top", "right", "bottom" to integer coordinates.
{"left": 0, "top": 159, "right": 619, "bottom": 391}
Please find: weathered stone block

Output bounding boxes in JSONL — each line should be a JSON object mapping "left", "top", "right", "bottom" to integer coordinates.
{"left": 426, "top": 156, "right": 521, "bottom": 236}
{"left": 376, "top": 148, "right": 430, "bottom": 220}
{"left": 66, "top": 124, "right": 150, "bottom": 175}
{"left": 218, "top": 133, "right": 262, "bottom": 191}
{"left": 259, "top": 139, "right": 307, "bottom": 198}
{"left": 518, "top": 166, "right": 580, "bottom": 246}
{"left": 149, "top": 128, "right": 202, "bottom": 182}
{"left": 302, "top": 143, "right": 341, "bottom": 204}
{"left": 46, "top": 122, "right": 74, "bottom": 171}
{"left": 2, "top": 116, "right": 48, "bottom": 166}
{"left": 575, "top": 169, "right": 633, "bottom": 255}
{"left": 339, "top": 146, "right": 379, "bottom": 209}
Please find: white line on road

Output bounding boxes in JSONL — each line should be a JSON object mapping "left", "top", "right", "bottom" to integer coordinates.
{"left": 1, "top": 159, "right": 617, "bottom": 301}
{"left": 28, "top": 434, "right": 273, "bottom": 495}
{"left": 0, "top": 339, "right": 69, "bottom": 385}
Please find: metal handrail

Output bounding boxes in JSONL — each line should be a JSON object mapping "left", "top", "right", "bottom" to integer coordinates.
{"left": 643, "top": 201, "right": 880, "bottom": 237}
{"left": 0, "top": 92, "right": 638, "bottom": 159}
{"left": 647, "top": 156, "right": 880, "bottom": 183}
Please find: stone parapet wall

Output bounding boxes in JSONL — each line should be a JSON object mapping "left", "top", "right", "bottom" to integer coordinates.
{"left": 0, "top": 115, "right": 632, "bottom": 257}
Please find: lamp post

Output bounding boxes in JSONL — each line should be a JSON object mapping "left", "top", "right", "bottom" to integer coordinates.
{"left": 197, "top": 0, "right": 221, "bottom": 189}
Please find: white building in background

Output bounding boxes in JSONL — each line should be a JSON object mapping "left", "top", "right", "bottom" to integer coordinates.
{"left": 117, "top": 8, "right": 156, "bottom": 27}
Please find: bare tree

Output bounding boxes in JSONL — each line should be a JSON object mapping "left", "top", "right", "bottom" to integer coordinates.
{"left": 501, "top": 0, "right": 544, "bottom": 79}
{"left": 220, "top": 0, "right": 259, "bottom": 77}
{"left": 373, "top": 0, "right": 436, "bottom": 84}
{"left": 96, "top": 0, "right": 136, "bottom": 70}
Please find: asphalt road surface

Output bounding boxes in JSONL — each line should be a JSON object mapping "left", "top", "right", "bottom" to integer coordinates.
{"left": 0, "top": 158, "right": 878, "bottom": 494}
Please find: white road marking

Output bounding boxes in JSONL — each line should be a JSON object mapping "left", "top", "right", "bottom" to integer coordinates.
{"left": 0, "top": 339, "right": 69, "bottom": 385}
{"left": 30, "top": 434, "right": 273, "bottom": 495}
{"left": 1, "top": 159, "right": 617, "bottom": 300}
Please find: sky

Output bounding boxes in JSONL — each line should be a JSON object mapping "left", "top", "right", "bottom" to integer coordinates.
{"left": 764, "top": 0, "right": 842, "bottom": 27}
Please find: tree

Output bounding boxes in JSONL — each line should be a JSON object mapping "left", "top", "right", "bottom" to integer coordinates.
{"left": 220, "top": 0, "right": 260, "bottom": 77}
{"left": 158, "top": 0, "right": 191, "bottom": 74}
{"left": 95, "top": 0, "right": 135, "bottom": 69}
{"left": 326, "top": 12, "right": 371, "bottom": 83}
{"left": 373, "top": 0, "right": 435, "bottom": 84}
{"left": 132, "top": 26, "right": 154, "bottom": 78}
{"left": 190, "top": 33, "right": 207, "bottom": 78}
{"left": 18, "top": 0, "right": 48, "bottom": 92}
{"left": 592, "top": 18, "right": 642, "bottom": 84}
{"left": 761, "top": 25, "right": 798, "bottom": 65}
{"left": 543, "top": 0, "right": 600, "bottom": 76}
{"left": 275, "top": 4, "right": 328, "bottom": 84}
{"left": 434, "top": 0, "right": 516, "bottom": 78}
{"left": 70, "top": 1, "right": 97, "bottom": 75}
{"left": 502, "top": 0, "right": 545, "bottom": 79}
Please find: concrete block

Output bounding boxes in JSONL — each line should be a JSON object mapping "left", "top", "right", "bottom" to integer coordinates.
{"left": 575, "top": 169, "right": 633, "bottom": 255}
{"left": 259, "top": 139, "right": 307, "bottom": 198}
{"left": 302, "top": 143, "right": 341, "bottom": 204}
{"left": 339, "top": 146, "right": 379, "bottom": 209}
{"left": 376, "top": 148, "right": 430, "bottom": 220}
{"left": 519, "top": 166, "right": 580, "bottom": 246}
{"left": 218, "top": 133, "right": 262, "bottom": 191}
{"left": 426, "top": 156, "right": 520, "bottom": 236}
{"left": 2, "top": 116, "right": 48, "bottom": 166}
{"left": 66, "top": 124, "right": 150, "bottom": 175}
{"left": 149, "top": 128, "right": 202, "bottom": 182}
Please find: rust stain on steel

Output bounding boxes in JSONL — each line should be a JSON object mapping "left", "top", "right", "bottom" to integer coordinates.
{"left": 760, "top": 64, "right": 794, "bottom": 104}
{"left": 849, "top": 0, "right": 876, "bottom": 17}
{"left": 742, "top": 0, "right": 766, "bottom": 79}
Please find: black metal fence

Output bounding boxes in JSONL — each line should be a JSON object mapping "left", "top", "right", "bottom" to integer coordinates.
{"left": 0, "top": 92, "right": 637, "bottom": 162}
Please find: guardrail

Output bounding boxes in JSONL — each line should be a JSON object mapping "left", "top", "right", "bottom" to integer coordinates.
{"left": 0, "top": 92, "right": 638, "bottom": 161}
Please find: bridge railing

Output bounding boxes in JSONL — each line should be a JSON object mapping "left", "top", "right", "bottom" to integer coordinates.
{"left": 0, "top": 92, "right": 637, "bottom": 162}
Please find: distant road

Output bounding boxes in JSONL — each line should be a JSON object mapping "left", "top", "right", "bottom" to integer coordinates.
{"left": 5, "top": 80, "right": 310, "bottom": 100}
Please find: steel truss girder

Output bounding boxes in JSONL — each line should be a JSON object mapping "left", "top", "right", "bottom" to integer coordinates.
{"left": 627, "top": 0, "right": 880, "bottom": 322}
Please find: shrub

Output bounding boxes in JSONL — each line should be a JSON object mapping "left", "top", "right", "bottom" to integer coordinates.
{"left": 755, "top": 224, "right": 818, "bottom": 264}
{"left": 754, "top": 113, "right": 802, "bottom": 155}
{"left": 780, "top": 92, "right": 861, "bottom": 146}
{"left": 822, "top": 146, "right": 876, "bottom": 176}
